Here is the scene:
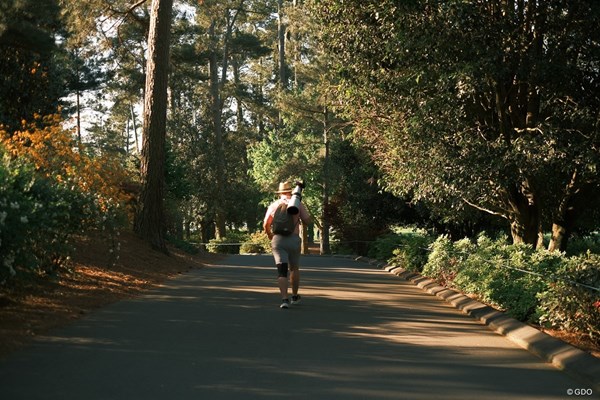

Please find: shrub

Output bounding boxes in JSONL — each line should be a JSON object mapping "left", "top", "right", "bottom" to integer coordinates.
{"left": 399, "top": 231, "right": 599, "bottom": 341}
{"left": 450, "top": 235, "right": 548, "bottom": 321}
{"left": 166, "top": 236, "right": 199, "bottom": 254}
{"left": 0, "top": 115, "right": 128, "bottom": 284}
{"left": 330, "top": 240, "right": 355, "bottom": 255}
{"left": 536, "top": 252, "right": 600, "bottom": 343}
{"left": 2, "top": 115, "right": 130, "bottom": 210}
{"left": 422, "top": 236, "right": 473, "bottom": 286}
{"left": 240, "top": 231, "right": 271, "bottom": 254}
{"left": 371, "top": 229, "right": 433, "bottom": 264}
{"left": 0, "top": 148, "right": 95, "bottom": 282}
{"left": 368, "top": 233, "right": 403, "bottom": 260}
{"left": 207, "top": 231, "right": 249, "bottom": 254}
{"left": 383, "top": 231, "right": 433, "bottom": 272}
{"left": 566, "top": 234, "right": 600, "bottom": 256}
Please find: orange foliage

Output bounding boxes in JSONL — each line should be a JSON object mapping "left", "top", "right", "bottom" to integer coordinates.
{"left": 0, "top": 114, "right": 131, "bottom": 213}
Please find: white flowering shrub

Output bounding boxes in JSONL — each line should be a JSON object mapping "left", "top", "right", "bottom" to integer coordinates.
{"left": 0, "top": 116, "right": 130, "bottom": 285}
{"left": 0, "top": 148, "right": 108, "bottom": 284}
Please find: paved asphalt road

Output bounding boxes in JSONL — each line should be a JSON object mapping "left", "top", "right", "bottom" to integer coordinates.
{"left": 0, "top": 254, "right": 591, "bottom": 399}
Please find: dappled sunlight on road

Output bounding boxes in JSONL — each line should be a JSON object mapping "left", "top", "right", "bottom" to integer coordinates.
{"left": 0, "top": 254, "right": 582, "bottom": 400}
{"left": 35, "top": 335, "right": 118, "bottom": 346}
{"left": 334, "top": 322, "right": 512, "bottom": 349}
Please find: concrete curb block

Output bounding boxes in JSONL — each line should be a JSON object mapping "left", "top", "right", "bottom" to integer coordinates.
{"left": 349, "top": 255, "right": 600, "bottom": 392}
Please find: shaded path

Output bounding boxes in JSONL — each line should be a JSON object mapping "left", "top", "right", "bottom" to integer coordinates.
{"left": 0, "top": 255, "right": 586, "bottom": 399}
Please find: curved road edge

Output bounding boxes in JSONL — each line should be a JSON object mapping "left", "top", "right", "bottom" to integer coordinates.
{"left": 331, "top": 254, "right": 600, "bottom": 393}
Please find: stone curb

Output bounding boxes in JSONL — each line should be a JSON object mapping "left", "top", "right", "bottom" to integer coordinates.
{"left": 341, "top": 255, "right": 600, "bottom": 392}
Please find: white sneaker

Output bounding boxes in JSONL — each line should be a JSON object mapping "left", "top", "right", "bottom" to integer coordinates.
{"left": 280, "top": 299, "right": 290, "bottom": 309}
{"left": 291, "top": 295, "right": 301, "bottom": 305}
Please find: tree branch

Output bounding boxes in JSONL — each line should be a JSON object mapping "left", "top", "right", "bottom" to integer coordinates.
{"left": 462, "top": 197, "right": 508, "bottom": 219}
{"left": 126, "top": 0, "right": 149, "bottom": 13}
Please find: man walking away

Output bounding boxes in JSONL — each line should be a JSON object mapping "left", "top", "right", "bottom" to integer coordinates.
{"left": 263, "top": 182, "right": 312, "bottom": 309}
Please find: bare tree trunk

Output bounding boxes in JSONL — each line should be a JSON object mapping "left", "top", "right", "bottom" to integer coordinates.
{"left": 233, "top": 57, "right": 244, "bottom": 130}
{"left": 208, "top": 20, "right": 227, "bottom": 239}
{"left": 130, "top": 103, "right": 139, "bottom": 153}
{"left": 277, "top": 0, "right": 287, "bottom": 127}
{"left": 73, "top": 47, "right": 82, "bottom": 146}
{"left": 320, "top": 107, "right": 331, "bottom": 255}
{"left": 207, "top": 6, "right": 242, "bottom": 239}
{"left": 300, "top": 224, "right": 308, "bottom": 254}
{"left": 125, "top": 116, "right": 130, "bottom": 155}
{"left": 549, "top": 223, "right": 569, "bottom": 252}
{"left": 135, "top": 0, "right": 173, "bottom": 253}
{"left": 76, "top": 88, "right": 82, "bottom": 145}
{"left": 278, "top": 0, "right": 287, "bottom": 90}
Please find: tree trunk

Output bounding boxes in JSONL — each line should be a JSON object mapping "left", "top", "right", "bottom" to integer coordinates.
{"left": 509, "top": 215, "right": 541, "bottom": 247}
{"left": 277, "top": 0, "right": 287, "bottom": 127}
{"left": 201, "top": 218, "right": 215, "bottom": 248}
{"left": 320, "top": 107, "right": 331, "bottom": 255}
{"left": 548, "top": 171, "right": 580, "bottom": 252}
{"left": 300, "top": 223, "right": 308, "bottom": 254}
{"left": 208, "top": 20, "right": 227, "bottom": 239}
{"left": 76, "top": 87, "right": 82, "bottom": 145}
{"left": 507, "top": 180, "right": 543, "bottom": 248}
{"left": 134, "top": 0, "right": 173, "bottom": 253}
{"left": 278, "top": 0, "right": 287, "bottom": 90}
{"left": 233, "top": 57, "right": 244, "bottom": 130}
{"left": 548, "top": 223, "right": 569, "bottom": 253}
{"left": 130, "top": 103, "right": 139, "bottom": 153}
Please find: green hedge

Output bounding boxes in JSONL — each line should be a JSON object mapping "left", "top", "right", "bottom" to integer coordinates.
{"left": 207, "top": 231, "right": 249, "bottom": 254}
{"left": 422, "top": 236, "right": 473, "bottom": 286}
{"left": 207, "top": 231, "right": 272, "bottom": 255}
{"left": 411, "top": 233, "right": 600, "bottom": 343}
{"left": 240, "top": 231, "right": 271, "bottom": 254}
{"left": 536, "top": 252, "right": 600, "bottom": 340}
{"left": 370, "top": 230, "right": 433, "bottom": 272}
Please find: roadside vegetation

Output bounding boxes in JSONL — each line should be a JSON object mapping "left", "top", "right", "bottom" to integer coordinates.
{"left": 0, "top": 116, "right": 130, "bottom": 285}
{"left": 370, "top": 229, "right": 600, "bottom": 348}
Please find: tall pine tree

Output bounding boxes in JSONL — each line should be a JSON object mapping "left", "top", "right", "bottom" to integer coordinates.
{"left": 135, "top": 0, "right": 173, "bottom": 252}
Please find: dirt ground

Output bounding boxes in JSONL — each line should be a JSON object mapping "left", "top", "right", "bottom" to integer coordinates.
{"left": 0, "top": 230, "right": 221, "bottom": 359}
{"left": 0, "top": 232, "right": 598, "bottom": 360}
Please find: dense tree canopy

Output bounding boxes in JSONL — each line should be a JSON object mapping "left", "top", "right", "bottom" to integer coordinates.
{"left": 309, "top": 0, "right": 600, "bottom": 250}
{"left": 1, "top": 0, "right": 599, "bottom": 255}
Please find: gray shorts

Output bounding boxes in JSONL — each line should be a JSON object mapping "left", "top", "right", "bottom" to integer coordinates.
{"left": 271, "top": 234, "right": 302, "bottom": 269}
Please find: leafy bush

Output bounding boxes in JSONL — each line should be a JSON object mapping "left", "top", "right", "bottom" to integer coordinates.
{"left": 370, "top": 229, "right": 433, "bottom": 267}
{"left": 536, "top": 252, "right": 600, "bottom": 342}
{"left": 422, "top": 236, "right": 473, "bottom": 286}
{"left": 380, "top": 231, "right": 433, "bottom": 272}
{"left": 207, "top": 231, "right": 249, "bottom": 254}
{"left": 448, "top": 235, "right": 550, "bottom": 321}
{"left": 368, "top": 233, "right": 402, "bottom": 260}
{"left": 566, "top": 234, "right": 600, "bottom": 256}
{"left": 0, "top": 116, "right": 128, "bottom": 285}
{"left": 3, "top": 115, "right": 130, "bottom": 210}
{"left": 0, "top": 148, "right": 97, "bottom": 282}
{"left": 389, "top": 230, "right": 600, "bottom": 342}
{"left": 240, "top": 231, "right": 271, "bottom": 254}
{"left": 166, "top": 236, "right": 199, "bottom": 254}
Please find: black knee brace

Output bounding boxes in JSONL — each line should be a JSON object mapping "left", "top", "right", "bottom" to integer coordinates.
{"left": 277, "top": 263, "right": 289, "bottom": 278}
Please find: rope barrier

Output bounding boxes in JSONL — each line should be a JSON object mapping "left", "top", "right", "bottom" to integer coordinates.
{"left": 388, "top": 242, "right": 600, "bottom": 293}
{"left": 499, "top": 260, "right": 600, "bottom": 293}
{"left": 193, "top": 240, "right": 600, "bottom": 293}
